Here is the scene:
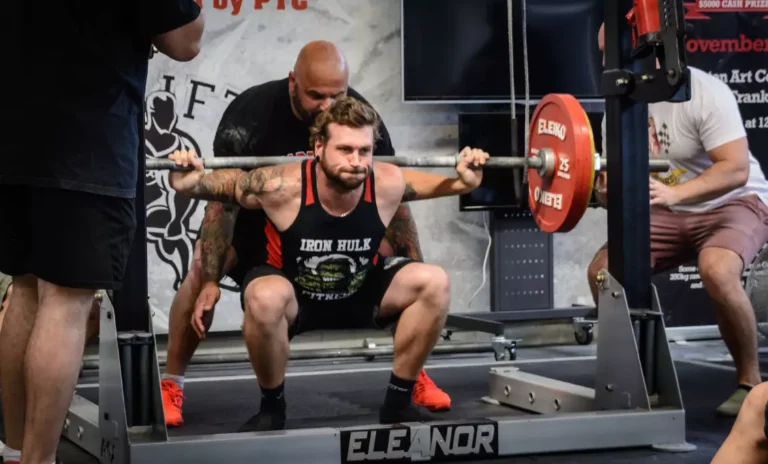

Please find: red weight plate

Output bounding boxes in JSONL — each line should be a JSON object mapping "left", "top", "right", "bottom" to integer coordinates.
{"left": 527, "top": 94, "right": 595, "bottom": 233}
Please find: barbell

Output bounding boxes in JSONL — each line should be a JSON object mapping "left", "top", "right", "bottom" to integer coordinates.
{"left": 146, "top": 94, "right": 669, "bottom": 233}
{"left": 146, "top": 154, "right": 670, "bottom": 172}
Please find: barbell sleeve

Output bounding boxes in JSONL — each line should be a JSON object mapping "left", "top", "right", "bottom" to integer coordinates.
{"left": 145, "top": 155, "right": 671, "bottom": 172}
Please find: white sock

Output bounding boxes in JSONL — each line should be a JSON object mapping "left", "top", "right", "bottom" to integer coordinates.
{"left": 3, "top": 446, "right": 21, "bottom": 462}
{"left": 163, "top": 374, "right": 185, "bottom": 390}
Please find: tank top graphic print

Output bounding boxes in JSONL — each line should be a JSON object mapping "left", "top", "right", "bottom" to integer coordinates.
{"left": 264, "top": 159, "right": 387, "bottom": 303}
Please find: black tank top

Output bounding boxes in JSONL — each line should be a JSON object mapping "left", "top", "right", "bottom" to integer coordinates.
{"left": 265, "top": 159, "right": 387, "bottom": 304}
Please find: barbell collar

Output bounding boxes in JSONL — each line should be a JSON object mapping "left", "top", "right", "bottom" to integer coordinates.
{"left": 145, "top": 155, "right": 670, "bottom": 172}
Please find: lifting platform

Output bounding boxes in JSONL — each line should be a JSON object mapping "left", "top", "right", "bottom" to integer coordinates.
{"left": 61, "top": 0, "right": 696, "bottom": 461}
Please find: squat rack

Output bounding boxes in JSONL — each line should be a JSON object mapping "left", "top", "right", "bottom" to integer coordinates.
{"left": 63, "top": 0, "right": 696, "bottom": 461}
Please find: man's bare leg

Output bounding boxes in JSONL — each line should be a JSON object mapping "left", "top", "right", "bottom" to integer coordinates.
{"left": 699, "top": 248, "right": 761, "bottom": 387}
{"left": 376, "top": 263, "right": 450, "bottom": 422}
{"left": 239, "top": 275, "right": 298, "bottom": 432}
{"left": 0, "top": 275, "right": 38, "bottom": 461}
{"left": 20, "top": 278, "right": 94, "bottom": 464}
{"left": 161, "top": 244, "right": 237, "bottom": 426}
{"left": 698, "top": 247, "right": 762, "bottom": 417}
{"left": 164, "top": 244, "right": 236, "bottom": 379}
{"left": 164, "top": 261, "right": 206, "bottom": 381}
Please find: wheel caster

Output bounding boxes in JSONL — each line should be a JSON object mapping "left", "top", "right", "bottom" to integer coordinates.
{"left": 574, "top": 325, "right": 594, "bottom": 345}
{"left": 493, "top": 345, "right": 516, "bottom": 361}
{"left": 441, "top": 329, "right": 453, "bottom": 341}
{"left": 362, "top": 338, "right": 376, "bottom": 361}
{"left": 571, "top": 318, "right": 595, "bottom": 345}
{"left": 492, "top": 337, "right": 517, "bottom": 361}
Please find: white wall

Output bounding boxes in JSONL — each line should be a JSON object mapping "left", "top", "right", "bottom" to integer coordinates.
{"left": 144, "top": 0, "right": 606, "bottom": 333}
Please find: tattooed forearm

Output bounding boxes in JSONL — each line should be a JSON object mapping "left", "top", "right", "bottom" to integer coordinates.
{"left": 189, "top": 169, "right": 241, "bottom": 204}
{"left": 384, "top": 204, "right": 424, "bottom": 261}
{"left": 237, "top": 166, "right": 285, "bottom": 197}
{"left": 199, "top": 202, "right": 239, "bottom": 282}
{"left": 401, "top": 182, "right": 418, "bottom": 202}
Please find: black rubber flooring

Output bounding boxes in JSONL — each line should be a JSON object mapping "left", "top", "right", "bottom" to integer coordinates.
{"left": 2, "top": 356, "right": 749, "bottom": 463}
{"left": 711, "top": 357, "right": 768, "bottom": 372}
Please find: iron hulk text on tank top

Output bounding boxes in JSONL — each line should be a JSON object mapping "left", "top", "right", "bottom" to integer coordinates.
{"left": 265, "top": 159, "right": 388, "bottom": 303}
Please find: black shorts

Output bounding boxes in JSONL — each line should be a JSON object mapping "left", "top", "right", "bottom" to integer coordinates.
{"left": 225, "top": 249, "right": 256, "bottom": 289}
{"left": 240, "top": 256, "right": 417, "bottom": 338}
{"left": 225, "top": 209, "right": 269, "bottom": 288}
{"left": 0, "top": 185, "right": 136, "bottom": 290}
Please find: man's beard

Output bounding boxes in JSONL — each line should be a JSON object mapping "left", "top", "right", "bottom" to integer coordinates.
{"left": 320, "top": 158, "right": 368, "bottom": 191}
{"left": 290, "top": 90, "right": 319, "bottom": 124}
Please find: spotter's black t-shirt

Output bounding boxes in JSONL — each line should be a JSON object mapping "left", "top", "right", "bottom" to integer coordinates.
{"left": 212, "top": 78, "right": 395, "bottom": 271}
{"left": 0, "top": 0, "right": 201, "bottom": 198}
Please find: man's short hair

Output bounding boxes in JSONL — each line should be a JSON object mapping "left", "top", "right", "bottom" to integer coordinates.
{"left": 309, "top": 96, "right": 382, "bottom": 148}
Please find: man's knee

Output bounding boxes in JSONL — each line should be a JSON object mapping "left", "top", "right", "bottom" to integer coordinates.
{"left": 412, "top": 264, "right": 451, "bottom": 315}
{"left": 588, "top": 249, "right": 608, "bottom": 280}
{"left": 243, "top": 278, "right": 294, "bottom": 330}
{"left": 37, "top": 280, "right": 95, "bottom": 322}
{"left": 699, "top": 248, "right": 744, "bottom": 291}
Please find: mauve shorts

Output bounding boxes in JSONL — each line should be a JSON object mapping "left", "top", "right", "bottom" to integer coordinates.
{"left": 599, "top": 194, "right": 768, "bottom": 271}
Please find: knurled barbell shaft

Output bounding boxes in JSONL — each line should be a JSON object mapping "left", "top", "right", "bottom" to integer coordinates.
{"left": 145, "top": 155, "right": 671, "bottom": 172}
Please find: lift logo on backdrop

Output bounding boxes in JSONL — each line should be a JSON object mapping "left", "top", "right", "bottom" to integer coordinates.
{"left": 144, "top": 88, "right": 203, "bottom": 291}
{"left": 143, "top": 75, "right": 243, "bottom": 292}
{"left": 340, "top": 421, "right": 499, "bottom": 463}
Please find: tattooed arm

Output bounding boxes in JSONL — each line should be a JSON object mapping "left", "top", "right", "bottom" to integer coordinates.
{"left": 196, "top": 165, "right": 287, "bottom": 282}
{"left": 173, "top": 166, "right": 285, "bottom": 210}
{"left": 166, "top": 156, "right": 244, "bottom": 282}
{"left": 382, "top": 168, "right": 472, "bottom": 261}
{"left": 384, "top": 204, "right": 424, "bottom": 261}
{"left": 199, "top": 202, "right": 238, "bottom": 283}
{"left": 399, "top": 170, "right": 476, "bottom": 201}
{"left": 168, "top": 149, "right": 285, "bottom": 208}
{"left": 398, "top": 148, "right": 488, "bottom": 201}
{"left": 373, "top": 163, "right": 425, "bottom": 261}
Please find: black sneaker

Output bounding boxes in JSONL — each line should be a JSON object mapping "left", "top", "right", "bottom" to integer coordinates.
{"left": 237, "top": 407, "right": 287, "bottom": 432}
{"left": 379, "top": 403, "right": 441, "bottom": 424}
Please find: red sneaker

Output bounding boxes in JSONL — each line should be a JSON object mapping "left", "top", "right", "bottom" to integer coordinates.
{"left": 161, "top": 379, "right": 185, "bottom": 427}
{"left": 412, "top": 369, "right": 451, "bottom": 411}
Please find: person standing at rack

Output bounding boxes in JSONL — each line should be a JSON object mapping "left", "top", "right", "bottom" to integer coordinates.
{"left": 0, "top": 2, "right": 204, "bottom": 463}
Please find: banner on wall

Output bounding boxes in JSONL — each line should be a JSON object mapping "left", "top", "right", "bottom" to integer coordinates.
{"left": 654, "top": 2, "right": 768, "bottom": 327}
{"left": 144, "top": 78, "right": 242, "bottom": 294}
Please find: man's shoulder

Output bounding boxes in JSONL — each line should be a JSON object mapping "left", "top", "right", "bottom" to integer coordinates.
{"left": 686, "top": 67, "right": 729, "bottom": 95}
{"left": 255, "top": 161, "right": 303, "bottom": 202}
{"left": 650, "top": 67, "right": 731, "bottom": 116}
{"left": 263, "top": 161, "right": 303, "bottom": 187}
{"left": 215, "top": 78, "right": 289, "bottom": 155}
{"left": 372, "top": 162, "right": 404, "bottom": 197}
{"left": 226, "top": 78, "right": 288, "bottom": 112}
{"left": 373, "top": 161, "right": 401, "bottom": 176}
